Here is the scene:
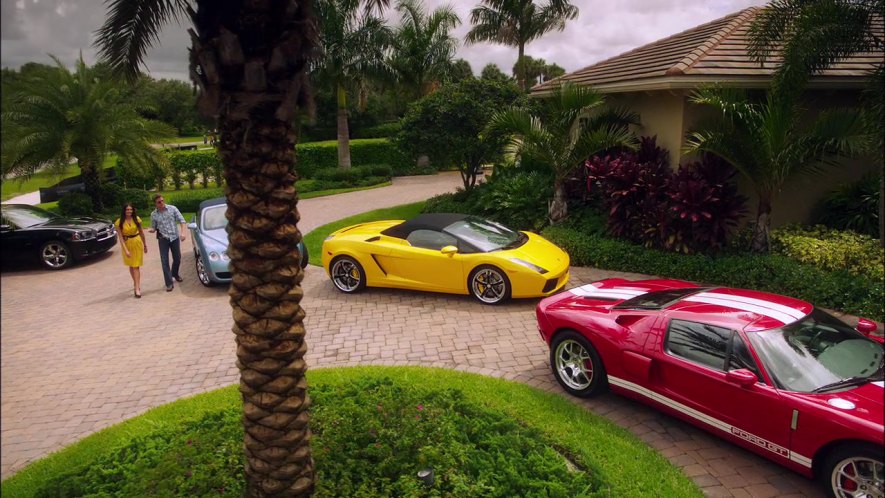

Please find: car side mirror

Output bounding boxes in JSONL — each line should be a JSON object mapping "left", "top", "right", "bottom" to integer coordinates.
{"left": 725, "top": 369, "right": 757, "bottom": 388}
{"left": 187, "top": 222, "right": 197, "bottom": 230}
{"left": 440, "top": 245, "right": 458, "bottom": 255}
{"left": 856, "top": 318, "right": 878, "bottom": 336}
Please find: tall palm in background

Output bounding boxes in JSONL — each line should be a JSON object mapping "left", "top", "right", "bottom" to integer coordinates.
{"left": 748, "top": 0, "right": 884, "bottom": 245}
{"left": 314, "top": 0, "right": 392, "bottom": 169}
{"left": 485, "top": 82, "right": 638, "bottom": 222}
{"left": 465, "top": 0, "right": 578, "bottom": 91}
{"left": 1, "top": 56, "right": 173, "bottom": 211}
{"left": 389, "top": 0, "right": 461, "bottom": 99}
{"left": 95, "top": 1, "right": 395, "bottom": 495}
{"left": 685, "top": 86, "right": 866, "bottom": 253}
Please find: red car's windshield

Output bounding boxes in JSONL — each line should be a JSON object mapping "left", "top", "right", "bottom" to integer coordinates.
{"left": 747, "top": 309, "right": 884, "bottom": 393}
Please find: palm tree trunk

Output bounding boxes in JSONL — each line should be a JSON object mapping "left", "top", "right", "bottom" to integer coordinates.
{"left": 750, "top": 196, "right": 772, "bottom": 253}
{"left": 79, "top": 159, "right": 104, "bottom": 213}
{"left": 879, "top": 172, "right": 885, "bottom": 248}
{"left": 189, "top": 2, "right": 317, "bottom": 496}
{"left": 336, "top": 82, "right": 352, "bottom": 169}
{"left": 517, "top": 43, "right": 526, "bottom": 92}
{"left": 549, "top": 179, "right": 568, "bottom": 223}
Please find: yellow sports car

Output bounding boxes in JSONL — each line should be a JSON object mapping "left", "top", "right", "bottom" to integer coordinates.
{"left": 321, "top": 213, "right": 570, "bottom": 304}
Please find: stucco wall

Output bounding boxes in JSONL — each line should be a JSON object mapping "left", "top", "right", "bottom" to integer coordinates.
{"left": 605, "top": 88, "right": 879, "bottom": 227}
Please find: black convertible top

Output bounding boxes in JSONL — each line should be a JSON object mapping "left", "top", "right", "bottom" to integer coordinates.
{"left": 381, "top": 213, "right": 468, "bottom": 239}
{"left": 197, "top": 197, "right": 226, "bottom": 212}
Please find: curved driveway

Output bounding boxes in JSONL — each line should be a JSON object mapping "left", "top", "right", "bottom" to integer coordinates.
{"left": 1, "top": 172, "right": 827, "bottom": 497}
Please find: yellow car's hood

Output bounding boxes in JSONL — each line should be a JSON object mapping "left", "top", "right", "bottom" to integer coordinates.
{"left": 501, "top": 232, "right": 570, "bottom": 273}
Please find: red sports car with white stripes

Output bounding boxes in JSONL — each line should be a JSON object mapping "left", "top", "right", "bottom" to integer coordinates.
{"left": 536, "top": 279, "right": 884, "bottom": 498}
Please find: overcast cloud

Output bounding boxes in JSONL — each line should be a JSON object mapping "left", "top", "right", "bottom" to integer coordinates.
{"left": 1, "top": 0, "right": 767, "bottom": 81}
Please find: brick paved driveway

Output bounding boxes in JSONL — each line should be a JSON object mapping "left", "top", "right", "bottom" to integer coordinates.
{"left": 1, "top": 173, "right": 831, "bottom": 496}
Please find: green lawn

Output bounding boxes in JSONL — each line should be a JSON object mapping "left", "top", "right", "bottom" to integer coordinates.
{"left": 1, "top": 157, "right": 117, "bottom": 201}
{"left": 0, "top": 367, "right": 701, "bottom": 498}
{"left": 303, "top": 201, "right": 425, "bottom": 266}
{"left": 153, "top": 136, "right": 203, "bottom": 145}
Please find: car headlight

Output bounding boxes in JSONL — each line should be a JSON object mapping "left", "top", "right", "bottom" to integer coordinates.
{"left": 510, "top": 258, "right": 548, "bottom": 274}
{"left": 71, "top": 230, "right": 95, "bottom": 241}
{"left": 208, "top": 251, "right": 220, "bottom": 261}
{"left": 324, "top": 235, "right": 335, "bottom": 241}
{"left": 221, "top": 251, "right": 230, "bottom": 261}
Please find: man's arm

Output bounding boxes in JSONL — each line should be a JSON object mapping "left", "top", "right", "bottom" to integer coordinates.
{"left": 175, "top": 207, "right": 187, "bottom": 241}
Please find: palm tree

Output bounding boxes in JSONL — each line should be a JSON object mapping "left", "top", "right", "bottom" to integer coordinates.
{"left": 465, "top": 0, "right": 578, "bottom": 91}
{"left": 389, "top": 0, "right": 461, "bottom": 99}
{"left": 485, "top": 82, "right": 638, "bottom": 222}
{"left": 95, "top": 1, "right": 390, "bottom": 495}
{"left": 1, "top": 56, "right": 173, "bottom": 211}
{"left": 748, "top": 0, "right": 885, "bottom": 244}
{"left": 314, "top": 0, "right": 392, "bottom": 168}
{"left": 685, "top": 86, "right": 866, "bottom": 253}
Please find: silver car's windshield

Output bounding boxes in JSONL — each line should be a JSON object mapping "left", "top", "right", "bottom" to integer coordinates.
{"left": 202, "top": 206, "right": 228, "bottom": 231}
{"left": 747, "top": 309, "right": 884, "bottom": 393}
{"left": 443, "top": 217, "right": 525, "bottom": 253}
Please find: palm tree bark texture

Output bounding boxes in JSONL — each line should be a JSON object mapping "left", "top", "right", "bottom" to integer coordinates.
{"left": 189, "top": 1, "right": 318, "bottom": 496}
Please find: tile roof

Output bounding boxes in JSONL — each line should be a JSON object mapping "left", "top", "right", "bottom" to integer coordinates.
{"left": 532, "top": 7, "right": 883, "bottom": 95}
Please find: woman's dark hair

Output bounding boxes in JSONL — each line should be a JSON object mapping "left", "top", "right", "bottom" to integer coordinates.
{"left": 118, "top": 203, "right": 142, "bottom": 231}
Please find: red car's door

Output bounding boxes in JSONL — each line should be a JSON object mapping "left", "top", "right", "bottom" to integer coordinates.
{"left": 645, "top": 317, "right": 794, "bottom": 466}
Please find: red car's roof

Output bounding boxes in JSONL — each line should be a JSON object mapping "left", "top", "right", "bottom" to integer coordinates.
{"left": 568, "top": 279, "right": 814, "bottom": 332}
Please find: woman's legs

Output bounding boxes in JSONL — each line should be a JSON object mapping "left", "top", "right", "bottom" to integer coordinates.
{"left": 134, "top": 267, "right": 141, "bottom": 295}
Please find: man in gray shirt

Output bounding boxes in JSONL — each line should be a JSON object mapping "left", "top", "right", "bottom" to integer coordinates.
{"left": 149, "top": 194, "right": 187, "bottom": 291}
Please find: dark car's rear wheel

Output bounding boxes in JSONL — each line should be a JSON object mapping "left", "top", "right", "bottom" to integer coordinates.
{"left": 330, "top": 256, "right": 366, "bottom": 293}
{"left": 298, "top": 242, "right": 309, "bottom": 269}
{"left": 40, "top": 241, "right": 72, "bottom": 270}
{"left": 822, "top": 442, "right": 884, "bottom": 498}
{"left": 468, "top": 265, "right": 510, "bottom": 304}
{"left": 195, "top": 253, "right": 213, "bottom": 287}
{"left": 550, "top": 330, "right": 608, "bottom": 397}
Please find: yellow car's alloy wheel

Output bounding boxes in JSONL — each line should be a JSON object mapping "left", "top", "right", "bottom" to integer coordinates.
{"left": 331, "top": 256, "right": 366, "bottom": 293}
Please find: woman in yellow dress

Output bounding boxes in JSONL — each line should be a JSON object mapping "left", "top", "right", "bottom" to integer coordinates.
{"left": 116, "top": 203, "right": 148, "bottom": 298}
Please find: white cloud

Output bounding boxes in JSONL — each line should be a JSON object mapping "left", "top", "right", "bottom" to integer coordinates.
{"left": 0, "top": 0, "right": 768, "bottom": 80}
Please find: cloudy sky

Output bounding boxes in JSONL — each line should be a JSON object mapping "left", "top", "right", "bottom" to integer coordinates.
{"left": 1, "top": 0, "right": 767, "bottom": 81}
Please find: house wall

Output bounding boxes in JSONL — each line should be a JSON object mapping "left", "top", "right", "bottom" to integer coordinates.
{"left": 607, "top": 88, "right": 879, "bottom": 227}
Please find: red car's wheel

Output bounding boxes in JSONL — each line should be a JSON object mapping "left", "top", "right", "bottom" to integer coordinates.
{"left": 822, "top": 442, "right": 884, "bottom": 498}
{"left": 550, "top": 330, "right": 607, "bottom": 397}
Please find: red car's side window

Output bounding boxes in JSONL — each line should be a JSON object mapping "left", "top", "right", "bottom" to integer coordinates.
{"left": 666, "top": 319, "right": 732, "bottom": 370}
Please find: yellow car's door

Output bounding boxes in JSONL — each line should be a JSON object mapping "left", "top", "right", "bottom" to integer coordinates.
{"left": 382, "top": 229, "right": 464, "bottom": 293}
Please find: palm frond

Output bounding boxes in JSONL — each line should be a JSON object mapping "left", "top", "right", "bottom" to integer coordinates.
{"left": 94, "top": 0, "right": 190, "bottom": 81}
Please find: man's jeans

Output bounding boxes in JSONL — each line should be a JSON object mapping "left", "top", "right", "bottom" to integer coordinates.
{"left": 158, "top": 236, "right": 181, "bottom": 287}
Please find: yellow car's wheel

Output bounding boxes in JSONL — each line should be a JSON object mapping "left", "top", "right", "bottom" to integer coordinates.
{"left": 469, "top": 265, "right": 510, "bottom": 305}
{"left": 330, "top": 256, "right": 366, "bottom": 294}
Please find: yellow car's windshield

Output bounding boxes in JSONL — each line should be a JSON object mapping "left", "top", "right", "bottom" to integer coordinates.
{"left": 444, "top": 217, "right": 525, "bottom": 253}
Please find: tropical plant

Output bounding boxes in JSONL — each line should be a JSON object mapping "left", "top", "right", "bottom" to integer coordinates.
{"left": 313, "top": 0, "right": 393, "bottom": 169}
{"left": 748, "top": 0, "right": 885, "bottom": 245}
{"left": 465, "top": 0, "right": 578, "bottom": 91}
{"left": 480, "top": 62, "right": 511, "bottom": 82}
{"left": 685, "top": 85, "right": 866, "bottom": 253}
{"left": 389, "top": 0, "right": 461, "bottom": 98}
{"left": 485, "top": 82, "right": 638, "bottom": 223}
{"left": 812, "top": 172, "right": 881, "bottom": 237}
{"left": 512, "top": 55, "right": 564, "bottom": 86}
{"left": 95, "top": 0, "right": 395, "bottom": 494}
{"left": 1, "top": 56, "right": 173, "bottom": 211}
{"left": 447, "top": 58, "right": 475, "bottom": 83}
{"left": 395, "top": 78, "right": 521, "bottom": 189}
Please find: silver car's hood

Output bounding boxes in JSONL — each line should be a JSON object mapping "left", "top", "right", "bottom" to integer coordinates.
{"left": 199, "top": 228, "right": 229, "bottom": 249}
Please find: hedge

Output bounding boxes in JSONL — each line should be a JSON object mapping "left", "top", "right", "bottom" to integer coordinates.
{"left": 542, "top": 226, "right": 884, "bottom": 322}
{"left": 295, "top": 139, "right": 412, "bottom": 177}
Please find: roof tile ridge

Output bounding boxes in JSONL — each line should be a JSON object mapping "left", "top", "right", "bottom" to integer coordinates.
{"left": 666, "top": 6, "right": 760, "bottom": 76}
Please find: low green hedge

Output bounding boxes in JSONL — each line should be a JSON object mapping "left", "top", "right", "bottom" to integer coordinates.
{"left": 770, "top": 225, "right": 883, "bottom": 282}
{"left": 542, "top": 226, "right": 884, "bottom": 321}
{"left": 296, "top": 139, "right": 413, "bottom": 177}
